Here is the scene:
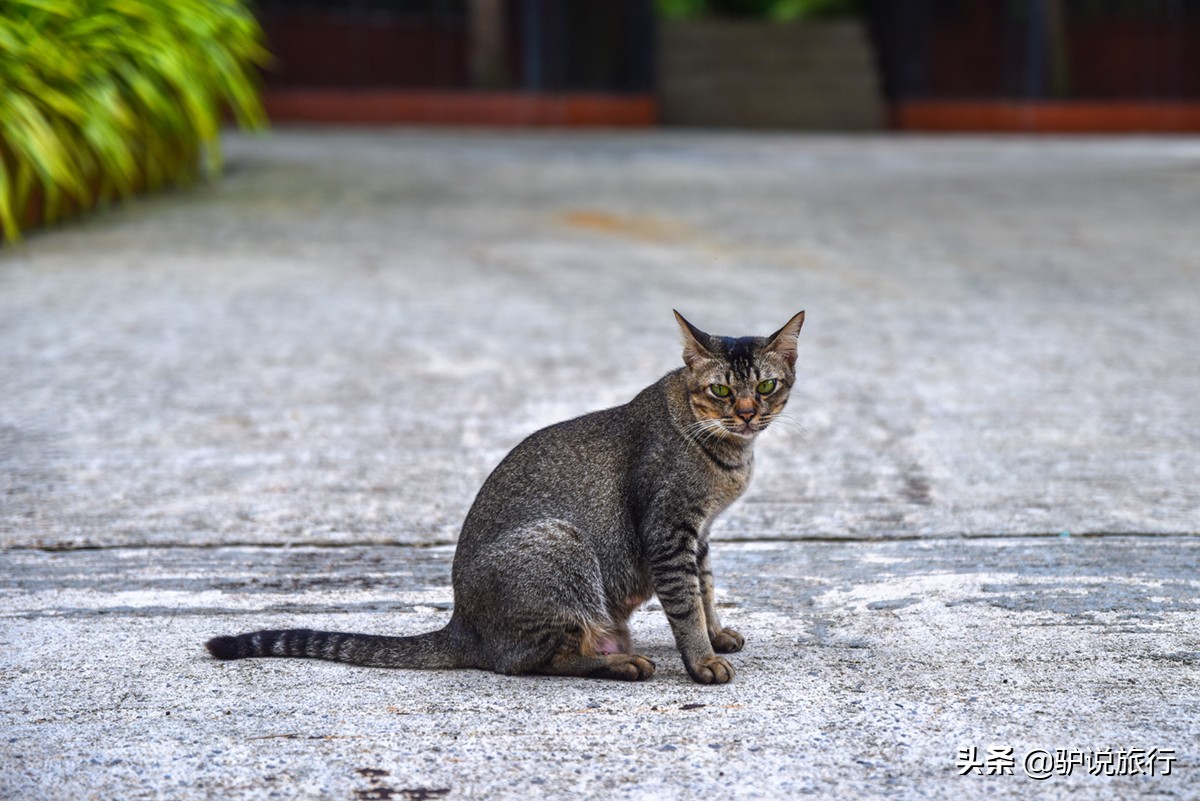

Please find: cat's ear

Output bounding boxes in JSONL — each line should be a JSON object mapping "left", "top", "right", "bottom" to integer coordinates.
{"left": 673, "top": 310, "right": 717, "bottom": 369}
{"left": 765, "top": 311, "right": 805, "bottom": 368}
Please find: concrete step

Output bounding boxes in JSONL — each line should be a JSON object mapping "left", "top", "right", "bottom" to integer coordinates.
{"left": 657, "top": 19, "right": 886, "bottom": 129}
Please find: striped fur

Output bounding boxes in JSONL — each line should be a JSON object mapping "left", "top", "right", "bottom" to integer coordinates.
{"left": 206, "top": 626, "right": 476, "bottom": 669}
{"left": 206, "top": 311, "right": 804, "bottom": 684}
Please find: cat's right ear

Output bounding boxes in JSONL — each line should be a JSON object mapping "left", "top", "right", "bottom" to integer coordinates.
{"left": 673, "top": 310, "right": 716, "bottom": 369}
{"left": 765, "top": 311, "right": 805, "bottom": 368}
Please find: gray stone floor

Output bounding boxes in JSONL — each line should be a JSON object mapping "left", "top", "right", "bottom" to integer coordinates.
{"left": 1, "top": 130, "right": 1198, "bottom": 800}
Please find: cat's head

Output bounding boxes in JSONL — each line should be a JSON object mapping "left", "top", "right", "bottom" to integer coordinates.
{"left": 673, "top": 310, "right": 805, "bottom": 441}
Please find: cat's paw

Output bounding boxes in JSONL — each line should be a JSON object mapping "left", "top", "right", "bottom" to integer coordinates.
{"left": 687, "top": 654, "right": 735, "bottom": 685}
{"left": 710, "top": 627, "right": 744, "bottom": 654}
{"left": 592, "top": 654, "right": 656, "bottom": 681}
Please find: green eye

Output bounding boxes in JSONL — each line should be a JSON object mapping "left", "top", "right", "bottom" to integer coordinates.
{"left": 756, "top": 379, "right": 777, "bottom": 395}
{"left": 709, "top": 384, "right": 731, "bottom": 398}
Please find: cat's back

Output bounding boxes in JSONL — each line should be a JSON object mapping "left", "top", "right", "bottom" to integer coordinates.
{"left": 458, "top": 379, "right": 671, "bottom": 542}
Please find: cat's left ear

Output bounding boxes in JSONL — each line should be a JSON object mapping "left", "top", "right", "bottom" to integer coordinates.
{"left": 765, "top": 311, "right": 805, "bottom": 368}
{"left": 673, "top": 310, "right": 717, "bottom": 369}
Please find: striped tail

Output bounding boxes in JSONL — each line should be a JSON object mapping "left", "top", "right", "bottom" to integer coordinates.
{"left": 205, "top": 624, "right": 473, "bottom": 669}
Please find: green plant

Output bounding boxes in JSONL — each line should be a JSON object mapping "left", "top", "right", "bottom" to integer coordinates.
{"left": 0, "top": 0, "right": 269, "bottom": 242}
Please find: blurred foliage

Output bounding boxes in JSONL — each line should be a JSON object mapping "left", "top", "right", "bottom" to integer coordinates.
{"left": 0, "top": 0, "right": 269, "bottom": 242}
{"left": 656, "top": 0, "right": 862, "bottom": 20}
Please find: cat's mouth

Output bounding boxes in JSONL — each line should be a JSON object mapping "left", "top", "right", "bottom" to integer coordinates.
{"left": 725, "top": 420, "right": 762, "bottom": 438}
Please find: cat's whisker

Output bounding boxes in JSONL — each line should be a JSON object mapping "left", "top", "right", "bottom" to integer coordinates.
{"left": 695, "top": 418, "right": 736, "bottom": 445}
{"left": 774, "top": 414, "right": 810, "bottom": 436}
{"left": 683, "top": 421, "right": 709, "bottom": 443}
{"left": 760, "top": 413, "right": 809, "bottom": 439}
{"left": 696, "top": 419, "right": 728, "bottom": 445}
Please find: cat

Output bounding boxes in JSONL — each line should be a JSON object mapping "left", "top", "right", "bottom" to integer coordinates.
{"left": 206, "top": 310, "right": 804, "bottom": 684}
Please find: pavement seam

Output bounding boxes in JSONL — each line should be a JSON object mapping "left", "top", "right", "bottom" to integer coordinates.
{"left": 4, "top": 530, "right": 1197, "bottom": 553}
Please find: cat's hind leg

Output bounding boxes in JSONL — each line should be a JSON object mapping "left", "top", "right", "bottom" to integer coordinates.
{"left": 489, "top": 613, "right": 655, "bottom": 681}
{"left": 466, "top": 520, "right": 654, "bottom": 681}
{"left": 496, "top": 617, "right": 654, "bottom": 680}
{"left": 540, "top": 648, "right": 656, "bottom": 681}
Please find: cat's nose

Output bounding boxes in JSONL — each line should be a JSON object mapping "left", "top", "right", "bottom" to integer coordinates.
{"left": 734, "top": 399, "right": 756, "bottom": 422}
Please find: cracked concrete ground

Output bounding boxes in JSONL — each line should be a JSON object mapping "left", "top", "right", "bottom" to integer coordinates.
{"left": 1, "top": 130, "right": 1198, "bottom": 800}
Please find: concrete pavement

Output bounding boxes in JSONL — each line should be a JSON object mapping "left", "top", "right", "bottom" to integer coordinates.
{"left": 3, "top": 537, "right": 1197, "bottom": 800}
{"left": 1, "top": 130, "right": 1198, "bottom": 799}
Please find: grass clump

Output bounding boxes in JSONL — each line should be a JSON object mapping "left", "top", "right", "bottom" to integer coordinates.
{"left": 0, "top": 0, "right": 269, "bottom": 242}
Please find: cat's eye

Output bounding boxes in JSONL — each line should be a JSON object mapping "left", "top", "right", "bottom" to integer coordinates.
{"left": 709, "top": 384, "right": 732, "bottom": 398}
{"left": 756, "top": 379, "right": 777, "bottom": 395}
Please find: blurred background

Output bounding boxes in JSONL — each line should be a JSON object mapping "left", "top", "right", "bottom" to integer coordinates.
{"left": 258, "top": 0, "right": 1200, "bottom": 130}
{"left": 3, "top": 0, "right": 1199, "bottom": 549}
{"left": 5, "top": 0, "right": 1200, "bottom": 242}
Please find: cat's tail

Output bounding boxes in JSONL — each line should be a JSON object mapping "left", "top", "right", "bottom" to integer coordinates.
{"left": 205, "top": 621, "right": 479, "bottom": 670}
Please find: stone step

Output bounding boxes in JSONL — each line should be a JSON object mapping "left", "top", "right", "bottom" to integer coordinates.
{"left": 657, "top": 19, "right": 886, "bottom": 129}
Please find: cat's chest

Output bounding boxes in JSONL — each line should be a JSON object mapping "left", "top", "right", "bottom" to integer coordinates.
{"left": 699, "top": 458, "right": 753, "bottom": 518}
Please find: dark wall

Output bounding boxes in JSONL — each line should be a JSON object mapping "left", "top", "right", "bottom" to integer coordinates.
{"left": 257, "top": 0, "right": 654, "bottom": 92}
{"left": 868, "top": 0, "right": 1200, "bottom": 101}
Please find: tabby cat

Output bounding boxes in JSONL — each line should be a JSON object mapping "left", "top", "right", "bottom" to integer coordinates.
{"left": 207, "top": 310, "right": 804, "bottom": 684}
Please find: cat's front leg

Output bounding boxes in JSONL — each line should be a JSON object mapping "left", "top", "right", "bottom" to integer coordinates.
{"left": 645, "top": 521, "right": 735, "bottom": 684}
{"left": 697, "top": 540, "right": 744, "bottom": 654}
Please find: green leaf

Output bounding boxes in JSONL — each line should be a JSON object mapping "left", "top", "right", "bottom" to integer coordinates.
{"left": 0, "top": 155, "right": 21, "bottom": 242}
{"left": 0, "top": 0, "right": 270, "bottom": 243}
